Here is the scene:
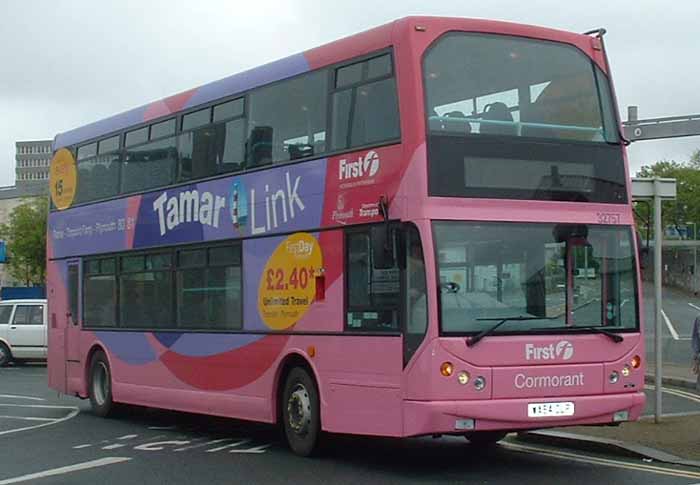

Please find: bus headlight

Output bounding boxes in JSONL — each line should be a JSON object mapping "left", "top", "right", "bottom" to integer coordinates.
{"left": 609, "top": 371, "right": 619, "bottom": 384}
{"left": 474, "top": 376, "right": 486, "bottom": 391}
{"left": 457, "top": 371, "right": 470, "bottom": 385}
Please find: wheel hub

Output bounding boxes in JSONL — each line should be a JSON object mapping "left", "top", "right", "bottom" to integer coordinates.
{"left": 287, "top": 384, "right": 311, "bottom": 435}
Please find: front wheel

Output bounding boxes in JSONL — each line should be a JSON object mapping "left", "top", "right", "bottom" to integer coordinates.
{"left": 465, "top": 431, "right": 507, "bottom": 446}
{"left": 282, "top": 367, "right": 321, "bottom": 457}
{"left": 88, "top": 351, "right": 116, "bottom": 417}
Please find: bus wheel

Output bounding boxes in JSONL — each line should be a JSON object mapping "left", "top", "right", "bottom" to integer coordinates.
{"left": 282, "top": 367, "right": 321, "bottom": 457}
{"left": 465, "top": 431, "right": 507, "bottom": 446}
{"left": 88, "top": 351, "right": 115, "bottom": 417}
{"left": 0, "top": 342, "right": 11, "bottom": 367}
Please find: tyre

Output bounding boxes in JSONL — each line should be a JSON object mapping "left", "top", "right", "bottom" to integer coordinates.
{"left": 0, "top": 342, "right": 11, "bottom": 367}
{"left": 282, "top": 367, "right": 321, "bottom": 457}
{"left": 465, "top": 431, "right": 507, "bottom": 446}
{"left": 88, "top": 351, "right": 116, "bottom": 417}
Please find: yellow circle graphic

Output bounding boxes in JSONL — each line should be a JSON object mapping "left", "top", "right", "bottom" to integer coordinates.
{"left": 49, "top": 148, "right": 77, "bottom": 210}
{"left": 258, "top": 233, "right": 324, "bottom": 330}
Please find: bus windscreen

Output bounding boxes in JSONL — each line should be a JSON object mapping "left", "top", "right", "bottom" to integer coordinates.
{"left": 434, "top": 221, "right": 639, "bottom": 336}
{"left": 424, "top": 33, "right": 626, "bottom": 203}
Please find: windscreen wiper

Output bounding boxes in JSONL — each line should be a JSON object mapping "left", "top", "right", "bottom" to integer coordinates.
{"left": 467, "top": 316, "right": 549, "bottom": 347}
{"left": 532, "top": 325, "right": 624, "bottom": 343}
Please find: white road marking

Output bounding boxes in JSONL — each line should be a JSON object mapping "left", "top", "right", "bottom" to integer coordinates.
{"left": 0, "top": 415, "right": 55, "bottom": 422}
{"left": 644, "top": 384, "right": 700, "bottom": 404}
{"left": 504, "top": 442, "right": 700, "bottom": 480}
{"left": 206, "top": 439, "right": 250, "bottom": 453}
{"left": 102, "top": 444, "right": 126, "bottom": 450}
{"left": 661, "top": 309, "right": 679, "bottom": 340}
{"left": 230, "top": 444, "right": 271, "bottom": 454}
{"left": 0, "top": 394, "right": 45, "bottom": 401}
{"left": 0, "top": 457, "right": 131, "bottom": 485}
{"left": 117, "top": 434, "right": 138, "bottom": 440}
{"left": 134, "top": 440, "right": 190, "bottom": 451}
{"left": 0, "top": 405, "right": 79, "bottom": 437}
{"left": 147, "top": 425, "right": 177, "bottom": 430}
{"left": 688, "top": 302, "right": 700, "bottom": 312}
{"left": 174, "top": 438, "right": 225, "bottom": 452}
{"left": 72, "top": 444, "right": 92, "bottom": 449}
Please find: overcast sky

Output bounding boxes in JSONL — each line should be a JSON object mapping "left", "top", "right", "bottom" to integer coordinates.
{"left": 1, "top": 0, "right": 699, "bottom": 186}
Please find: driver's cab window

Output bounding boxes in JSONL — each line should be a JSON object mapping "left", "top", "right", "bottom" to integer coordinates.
{"left": 346, "top": 229, "right": 399, "bottom": 331}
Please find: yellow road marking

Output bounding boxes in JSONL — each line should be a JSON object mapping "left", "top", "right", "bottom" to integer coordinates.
{"left": 503, "top": 442, "right": 700, "bottom": 480}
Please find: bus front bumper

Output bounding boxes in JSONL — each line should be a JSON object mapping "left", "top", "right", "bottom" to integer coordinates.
{"left": 403, "top": 391, "right": 645, "bottom": 437}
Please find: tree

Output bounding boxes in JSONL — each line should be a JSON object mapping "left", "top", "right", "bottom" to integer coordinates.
{"left": 634, "top": 157, "right": 700, "bottom": 241}
{"left": 0, "top": 198, "right": 48, "bottom": 286}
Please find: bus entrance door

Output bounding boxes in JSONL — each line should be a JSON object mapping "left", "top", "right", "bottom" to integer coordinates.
{"left": 65, "top": 261, "right": 82, "bottom": 394}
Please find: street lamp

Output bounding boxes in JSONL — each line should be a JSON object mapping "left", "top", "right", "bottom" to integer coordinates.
{"left": 686, "top": 221, "right": 697, "bottom": 293}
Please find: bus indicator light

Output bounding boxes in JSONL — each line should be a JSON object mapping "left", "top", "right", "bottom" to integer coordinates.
{"left": 440, "top": 362, "right": 453, "bottom": 377}
{"left": 630, "top": 355, "right": 641, "bottom": 369}
{"left": 307, "top": 346, "right": 316, "bottom": 358}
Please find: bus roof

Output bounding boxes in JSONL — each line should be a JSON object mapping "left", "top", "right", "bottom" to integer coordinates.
{"left": 53, "top": 16, "right": 598, "bottom": 151}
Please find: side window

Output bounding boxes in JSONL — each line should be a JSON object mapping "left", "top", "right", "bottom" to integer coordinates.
{"left": 122, "top": 137, "right": 177, "bottom": 193}
{"left": 119, "top": 253, "right": 172, "bottom": 328}
{"left": 247, "top": 71, "right": 328, "bottom": 166}
{"left": 84, "top": 258, "right": 116, "bottom": 327}
{"left": 176, "top": 244, "right": 242, "bottom": 330}
{"left": 178, "top": 99, "right": 246, "bottom": 181}
{"left": 0, "top": 306, "right": 13, "bottom": 324}
{"left": 405, "top": 225, "right": 427, "bottom": 363}
{"left": 13, "top": 306, "right": 43, "bottom": 325}
{"left": 75, "top": 136, "right": 120, "bottom": 204}
{"left": 331, "top": 53, "right": 400, "bottom": 151}
{"left": 345, "top": 228, "right": 400, "bottom": 332}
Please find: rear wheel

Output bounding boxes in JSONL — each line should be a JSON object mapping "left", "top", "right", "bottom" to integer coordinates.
{"left": 465, "top": 431, "right": 507, "bottom": 446}
{"left": 0, "top": 342, "right": 11, "bottom": 367}
{"left": 282, "top": 367, "right": 321, "bottom": 457}
{"left": 88, "top": 351, "right": 116, "bottom": 417}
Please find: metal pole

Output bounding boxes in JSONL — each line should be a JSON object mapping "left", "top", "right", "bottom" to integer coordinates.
{"left": 654, "top": 180, "right": 663, "bottom": 423}
{"left": 694, "top": 223, "right": 697, "bottom": 293}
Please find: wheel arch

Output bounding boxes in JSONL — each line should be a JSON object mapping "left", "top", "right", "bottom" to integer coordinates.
{"left": 84, "top": 343, "right": 111, "bottom": 397}
{"left": 272, "top": 351, "right": 321, "bottom": 426}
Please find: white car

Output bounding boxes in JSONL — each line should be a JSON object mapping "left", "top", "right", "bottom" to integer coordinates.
{"left": 0, "top": 299, "right": 47, "bottom": 366}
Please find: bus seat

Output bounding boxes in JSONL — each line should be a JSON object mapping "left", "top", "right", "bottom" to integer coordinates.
{"left": 445, "top": 111, "right": 472, "bottom": 134}
{"left": 480, "top": 102, "right": 517, "bottom": 136}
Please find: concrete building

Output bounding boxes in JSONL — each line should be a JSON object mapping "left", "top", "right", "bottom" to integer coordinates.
{"left": 15, "top": 140, "right": 52, "bottom": 192}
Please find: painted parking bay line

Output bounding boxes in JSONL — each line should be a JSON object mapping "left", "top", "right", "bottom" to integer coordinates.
{"left": 0, "top": 457, "right": 131, "bottom": 485}
{"left": 503, "top": 442, "right": 700, "bottom": 480}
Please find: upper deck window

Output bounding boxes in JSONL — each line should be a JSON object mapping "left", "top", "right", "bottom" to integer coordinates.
{"left": 247, "top": 71, "right": 328, "bottom": 167}
{"left": 424, "top": 33, "right": 626, "bottom": 203}
{"left": 331, "top": 54, "right": 399, "bottom": 151}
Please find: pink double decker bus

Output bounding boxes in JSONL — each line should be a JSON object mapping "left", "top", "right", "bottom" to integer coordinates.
{"left": 47, "top": 16, "right": 644, "bottom": 456}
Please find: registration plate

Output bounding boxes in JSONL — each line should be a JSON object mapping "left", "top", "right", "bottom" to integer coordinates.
{"left": 527, "top": 401, "right": 575, "bottom": 418}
